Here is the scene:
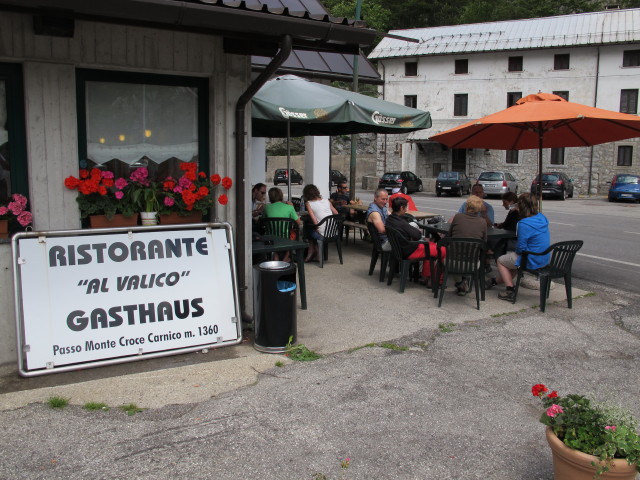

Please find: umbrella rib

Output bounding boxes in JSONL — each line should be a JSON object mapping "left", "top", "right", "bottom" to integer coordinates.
{"left": 602, "top": 118, "right": 640, "bottom": 135}
{"left": 447, "top": 123, "right": 494, "bottom": 148}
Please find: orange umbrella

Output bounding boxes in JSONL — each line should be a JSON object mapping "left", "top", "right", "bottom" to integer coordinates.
{"left": 430, "top": 93, "right": 640, "bottom": 205}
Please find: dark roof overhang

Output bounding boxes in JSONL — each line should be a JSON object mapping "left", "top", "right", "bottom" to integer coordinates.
{"left": 0, "top": 0, "right": 378, "bottom": 53}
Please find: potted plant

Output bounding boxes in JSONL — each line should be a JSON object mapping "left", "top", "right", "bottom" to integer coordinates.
{"left": 532, "top": 383, "right": 640, "bottom": 479}
{"left": 123, "top": 167, "right": 160, "bottom": 225}
{"left": 65, "top": 168, "right": 138, "bottom": 227}
{"left": 0, "top": 193, "right": 33, "bottom": 238}
{"left": 159, "top": 162, "right": 232, "bottom": 224}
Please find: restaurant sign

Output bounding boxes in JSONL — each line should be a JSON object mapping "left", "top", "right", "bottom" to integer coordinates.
{"left": 12, "top": 224, "right": 241, "bottom": 376}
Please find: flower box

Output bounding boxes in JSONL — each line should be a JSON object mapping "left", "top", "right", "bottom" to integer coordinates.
{"left": 89, "top": 214, "right": 139, "bottom": 229}
{"left": 158, "top": 212, "right": 203, "bottom": 224}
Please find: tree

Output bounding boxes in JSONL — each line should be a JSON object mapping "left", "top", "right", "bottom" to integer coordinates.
{"left": 322, "top": 0, "right": 392, "bottom": 32}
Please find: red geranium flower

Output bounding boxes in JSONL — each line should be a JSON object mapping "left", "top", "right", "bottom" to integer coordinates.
{"left": 221, "top": 176, "right": 233, "bottom": 190}
{"left": 211, "top": 174, "right": 221, "bottom": 186}
{"left": 218, "top": 194, "right": 228, "bottom": 205}
{"left": 532, "top": 384, "right": 548, "bottom": 397}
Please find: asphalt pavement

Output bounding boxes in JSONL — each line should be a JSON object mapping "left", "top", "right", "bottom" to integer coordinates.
{"left": 0, "top": 241, "right": 639, "bottom": 479}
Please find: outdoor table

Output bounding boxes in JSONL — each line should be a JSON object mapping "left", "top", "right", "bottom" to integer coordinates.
{"left": 252, "top": 235, "right": 308, "bottom": 310}
{"left": 419, "top": 221, "right": 517, "bottom": 241}
{"left": 348, "top": 203, "right": 438, "bottom": 221}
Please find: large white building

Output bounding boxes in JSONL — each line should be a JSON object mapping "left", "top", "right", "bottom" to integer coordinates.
{"left": 369, "top": 8, "right": 640, "bottom": 195}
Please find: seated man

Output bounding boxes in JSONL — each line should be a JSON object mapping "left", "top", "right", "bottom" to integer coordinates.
{"left": 389, "top": 186, "right": 417, "bottom": 211}
{"left": 455, "top": 184, "right": 494, "bottom": 227}
{"left": 329, "top": 182, "right": 355, "bottom": 219}
{"left": 386, "top": 197, "right": 441, "bottom": 286}
{"left": 366, "top": 188, "right": 390, "bottom": 251}
{"left": 251, "top": 183, "right": 267, "bottom": 219}
{"left": 495, "top": 191, "right": 519, "bottom": 231}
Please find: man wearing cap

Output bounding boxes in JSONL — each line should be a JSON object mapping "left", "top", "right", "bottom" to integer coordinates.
{"left": 389, "top": 186, "right": 418, "bottom": 211}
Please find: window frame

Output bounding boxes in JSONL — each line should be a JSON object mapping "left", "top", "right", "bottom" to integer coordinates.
{"left": 508, "top": 56, "right": 523, "bottom": 72}
{"left": 454, "top": 59, "right": 468, "bottom": 74}
{"left": 553, "top": 90, "right": 569, "bottom": 101}
{"left": 404, "top": 95, "right": 417, "bottom": 109}
{"left": 550, "top": 147, "right": 565, "bottom": 165}
{"left": 404, "top": 61, "right": 418, "bottom": 77}
{"left": 0, "top": 62, "right": 29, "bottom": 200}
{"left": 505, "top": 151, "right": 518, "bottom": 164}
{"left": 620, "top": 89, "right": 639, "bottom": 114}
{"left": 507, "top": 92, "right": 522, "bottom": 107}
{"left": 453, "top": 93, "right": 468, "bottom": 116}
{"left": 76, "top": 69, "right": 210, "bottom": 176}
{"left": 554, "top": 54, "right": 570, "bottom": 70}
{"left": 623, "top": 49, "right": 640, "bottom": 68}
{"left": 617, "top": 146, "right": 633, "bottom": 166}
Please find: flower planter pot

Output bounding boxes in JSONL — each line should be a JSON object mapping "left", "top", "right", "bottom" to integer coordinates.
{"left": 0, "top": 219, "right": 8, "bottom": 239}
{"left": 158, "top": 212, "right": 203, "bottom": 225}
{"left": 140, "top": 211, "right": 158, "bottom": 226}
{"left": 546, "top": 428, "right": 638, "bottom": 480}
{"left": 89, "top": 214, "right": 139, "bottom": 229}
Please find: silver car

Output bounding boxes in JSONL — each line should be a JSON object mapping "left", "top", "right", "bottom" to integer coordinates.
{"left": 476, "top": 171, "right": 519, "bottom": 197}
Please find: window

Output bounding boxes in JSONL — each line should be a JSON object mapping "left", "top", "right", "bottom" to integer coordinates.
{"left": 507, "top": 92, "right": 522, "bottom": 107}
{"left": 508, "top": 56, "right": 523, "bottom": 72}
{"left": 455, "top": 59, "right": 468, "bottom": 74}
{"left": 506, "top": 150, "right": 519, "bottom": 164}
{"left": 76, "top": 69, "right": 209, "bottom": 183}
{"left": 0, "top": 63, "right": 28, "bottom": 205}
{"left": 553, "top": 91, "right": 569, "bottom": 101}
{"left": 404, "top": 95, "right": 417, "bottom": 109}
{"left": 454, "top": 94, "right": 468, "bottom": 116}
{"left": 617, "top": 146, "right": 633, "bottom": 166}
{"left": 554, "top": 54, "right": 570, "bottom": 70}
{"left": 550, "top": 147, "right": 565, "bottom": 165}
{"left": 623, "top": 50, "right": 640, "bottom": 67}
{"left": 620, "top": 89, "right": 639, "bottom": 114}
{"left": 404, "top": 61, "right": 417, "bottom": 76}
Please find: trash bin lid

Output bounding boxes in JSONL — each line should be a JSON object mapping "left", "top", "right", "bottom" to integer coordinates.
{"left": 258, "top": 261, "right": 291, "bottom": 270}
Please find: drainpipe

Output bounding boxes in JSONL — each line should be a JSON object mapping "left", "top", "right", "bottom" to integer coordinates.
{"left": 349, "top": 0, "right": 363, "bottom": 199}
{"left": 588, "top": 45, "right": 601, "bottom": 196}
{"left": 380, "top": 60, "right": 387, "bottom": 174}
{"left": 235, "top": 35, "right": 292, "bottom": 317}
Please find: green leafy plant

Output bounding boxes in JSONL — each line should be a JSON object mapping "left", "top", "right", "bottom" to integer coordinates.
{"left": 284, "top": 336, "right": 321, "bottom": 362}
{"left": 438, "top": 322, "right": 456, "bottom": 333}
{"left": 119, "top": 403, "right": 144, "bottom": 416}
{"left": 533, "top": 383, "right": 640, "bottom": 478}
{"left": 47, "top": 396, "right": 69, "bottom": 409}
{"left": 274, "top": 360, "right": 285, "bottom": 367}
{"left": 83, "top": 401, "right": 109, "bottom": 411}
{"left": 378, "top": 342, "right": 408, "bottom": 351}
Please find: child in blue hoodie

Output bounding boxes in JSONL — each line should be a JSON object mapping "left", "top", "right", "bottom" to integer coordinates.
{"left": 491, "top": 193, "right": 550, "bottom": 301}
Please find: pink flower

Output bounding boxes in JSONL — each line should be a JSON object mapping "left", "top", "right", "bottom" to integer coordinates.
{"left": 130, "top": 167, "right": 150, "bottom": 185}
{"left": 17, "top": 211, "right": 32, "bottom": 227}
{"left": 546, "top": 404, "right": 564, "bottom": 418}
{"left": 0, "top": 206, "right": 8, "bottom": 216}
{"left": 101, "top": 171, "right": 114, "bottom": 179}
{"left": 164, "top": 197, "right": 175, "bottom": 207}
{"left": 11, "top": 194, "right": 28, "bottom": 208}
{"left": 115, "top": 191, "right": 124, "bottom": 200}
{"left": 115, "top": 178, "right": 128, "bottom": 190}
{"left": 605, "top": 426, "right": 616, "bottom": 431}
{"left": 8, "top": 201, "right": 24, "bottom": 215}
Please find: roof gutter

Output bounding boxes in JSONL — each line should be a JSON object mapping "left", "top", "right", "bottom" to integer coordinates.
{"left": 235, "top": 34, "right": 292, "bottom": 318}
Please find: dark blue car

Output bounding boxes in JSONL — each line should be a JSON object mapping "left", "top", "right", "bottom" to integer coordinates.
{"left": 608, "top": 174, "right": 640, "bottom": 202}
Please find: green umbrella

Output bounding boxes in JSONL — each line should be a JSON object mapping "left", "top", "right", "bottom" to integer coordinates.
{"left": 252, "top": 75, "right": 431, "bottom": 197}
{"left": 252, "top": 75, "right": 431, "bottom": 137}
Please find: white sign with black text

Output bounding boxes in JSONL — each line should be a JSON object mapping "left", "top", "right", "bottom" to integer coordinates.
{"left": 15, "top": 226, "right": 240, "bottom": 372}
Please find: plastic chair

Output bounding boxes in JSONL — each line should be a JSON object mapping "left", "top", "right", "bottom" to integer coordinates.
{"left": 513, "top": 240, "right": 583, "bottom": 312}
{"left": 367, "top": 222, "right": 390, "bottom": 282}
{"left": 259, "top": 217, "right": 299, "bottom": 240}
{"left": 434, "top": 237, "right": 487, "bottom": 310}
{"left": 385, "top": 225, "right": 434, "bottom": 293}
{"left": 315, "top": 214, "right": 344, "bottom": 268}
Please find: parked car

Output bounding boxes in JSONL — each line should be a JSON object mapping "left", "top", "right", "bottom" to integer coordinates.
{"left": 608, "top": 174, "right": 640, "bottom": 202}
{"left": 435, "top": 171, "right": 471, "bottom": 197}
{"left": 273, "top": 168, "right": 303, "bottom": 185}
{"left": 476, "top": 171, "right": 519, "bottom": 197}
{"left": 531, "top": 172, "right": 574, "bottom": 200}
{"left": 331, "top": 169, "right": 347, "bottom": 186}
{"left": 378, "top": 171, "right": 423, "bottom": 194}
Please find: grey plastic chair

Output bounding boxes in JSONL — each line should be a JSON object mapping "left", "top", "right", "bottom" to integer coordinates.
{"left": 315, "top": 214, "right": 344, "bottom": 268}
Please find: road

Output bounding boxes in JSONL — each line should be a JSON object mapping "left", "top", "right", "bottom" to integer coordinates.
{"left": 279, "top": 183, "right": 640, "bottom": 295}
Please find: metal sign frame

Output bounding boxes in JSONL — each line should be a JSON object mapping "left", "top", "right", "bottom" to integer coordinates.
{"left": 12, "top": 222, "right": 242, "bottom": 377}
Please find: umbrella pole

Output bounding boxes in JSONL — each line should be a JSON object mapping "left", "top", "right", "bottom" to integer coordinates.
{"left": 538, "top": 131, "right": 543, "bottom": 213}
{"left": 287, "top": 118, "right": 291, "bottom": 201}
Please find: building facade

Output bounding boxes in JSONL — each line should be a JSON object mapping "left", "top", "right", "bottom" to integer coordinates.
{"left": 369, "top": 8, "right": 640, "bottom": 194}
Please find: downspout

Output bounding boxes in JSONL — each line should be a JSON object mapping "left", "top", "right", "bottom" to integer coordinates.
{"left": 235, "top": 34, "right": 292, "bottom": 317}
{"left": 380, "top": 60, "right": 387, "bottom": 173}
{"left": 588, "top": 45, "right": 601, "bottom": 196}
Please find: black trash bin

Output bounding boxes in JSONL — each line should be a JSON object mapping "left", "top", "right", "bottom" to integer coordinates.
{"left": 253, "top": 261, "right": 297, "bottom": 353}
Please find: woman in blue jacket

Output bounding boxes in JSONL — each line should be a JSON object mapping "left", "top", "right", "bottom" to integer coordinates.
{"left": 491, "top": 193, "right": 550, "bottom": 302}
